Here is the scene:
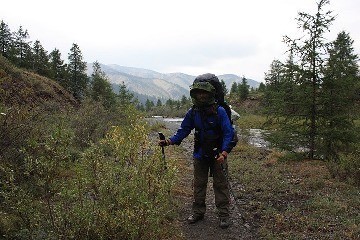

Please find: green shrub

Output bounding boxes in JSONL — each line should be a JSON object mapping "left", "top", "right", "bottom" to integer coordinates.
{"left": 0, "top": 104, "right": 177, "bottom": 239}
{"left": 69, "top": 123, "right": 177, "bottom": 239}
{"left": 327, "top": 144, "right": 360, "bottom": 185}
{"left": 235, "top": 114, "right": 267, "bottom": 130}
{"left": 278, "top": 151, "right": 306, "bottom": 162}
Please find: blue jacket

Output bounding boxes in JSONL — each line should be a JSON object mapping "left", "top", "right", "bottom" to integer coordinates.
{"left": 169, "top": 106, "right": 234, "bottom": 160}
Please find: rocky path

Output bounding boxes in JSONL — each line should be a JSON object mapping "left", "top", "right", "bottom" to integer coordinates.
{"left": 154, "top": 119, "right": 257, "bottom": 240}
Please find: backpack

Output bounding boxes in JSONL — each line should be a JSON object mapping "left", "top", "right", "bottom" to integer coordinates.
{"left": 191, "top": 73, "right": 238, "bottom": 150}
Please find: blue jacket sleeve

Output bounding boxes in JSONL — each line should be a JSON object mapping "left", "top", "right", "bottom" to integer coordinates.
{"left": 169, "top": 109, "right": 194, "bottom": 145}
{"left": 218, "top": 107, "right": 235, "bottom": 153}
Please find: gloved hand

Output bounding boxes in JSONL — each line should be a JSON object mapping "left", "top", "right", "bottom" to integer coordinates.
{"left": 159, "top": 138, "right": 172, "bottom": 147}
{"left": 216, "top": 151, "right": 228, "bottom": 163}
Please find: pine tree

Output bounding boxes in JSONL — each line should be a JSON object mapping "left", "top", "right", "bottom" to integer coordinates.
{"left": 10, "top": 26, "right": 32, "bottom": 68}
{"left": 117, "top": 81, "right": 134, "bottom": 106}
{"left": 145, "top": 99, "right": 154, "bottom": 112}
{"left": 281, "top": 0, "right": 335, "bottom": 158}
{"left": 49, "top": 48, "right": 67, "bottom": 87}
{"left": 32, "top": 40, "right": 50, "bottom": 76}
{"left": 90, "top": 61, "right": 116, "bottom": 109}
{"left": 264, "top": 60, "right": 283, "bottom": 118}
{"left": 181, "top": 95, "right": 191, "bottom": 108}
{"left": 319, "top": 31, "right": 360, "bottom": 159}
{"left": 0, "top": 20, "right": 13, "bottom": 58}
{"left": 165, "top": 99, "right": 174, "bottom": 108}
{"left": 230, "top": 82, "right": 238, "bottom": 96}
{"left": 137, "top": 103, "right": 145, "bottom": 111}
{"left": 67, "top": 43, "right": 88, "bottom": 100}
{"left": 258, "top": 82, "right": 266, "bottom": 92}
{"left": 156, "top": 99, "right": 162, "bottom": 107}
{"left": 238, "top": 77, "right": 249, "bottom": 101}
{"left": 282, "top": 51, "right": 302, "bottom": 115}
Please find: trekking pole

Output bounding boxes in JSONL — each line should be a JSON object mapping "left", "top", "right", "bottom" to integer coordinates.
{"left": 158, "top": 132, "right": 167, "bottom": 170}
{"left": 220, "top": 163, "right": 246, "bottom": 223}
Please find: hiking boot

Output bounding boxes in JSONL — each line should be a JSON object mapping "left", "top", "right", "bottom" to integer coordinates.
{"left": 187, "top": 214, "right": 204, "bottom": 224}
{"left": 219, "top": 218, "right": 231, "bottom": 229}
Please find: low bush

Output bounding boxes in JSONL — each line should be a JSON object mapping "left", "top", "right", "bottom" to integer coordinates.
{"left": 0, "top": 101, "right": 177, "bottom": 239}
{"left": 327, "top": 144, "right": 360, "bottom": 186}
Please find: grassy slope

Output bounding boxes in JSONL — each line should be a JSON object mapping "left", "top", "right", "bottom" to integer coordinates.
{"left": 0, "top": 55, "right": 77, "bottom": 107}
{"left": 230, "top": 143, "right": 359, "bottom": 239}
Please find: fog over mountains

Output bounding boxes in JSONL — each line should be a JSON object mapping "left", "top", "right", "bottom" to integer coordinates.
{"left": 87, "top": 63, "right": 261, "bottom": 102}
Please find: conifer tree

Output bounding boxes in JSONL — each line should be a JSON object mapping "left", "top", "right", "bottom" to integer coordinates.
{"left": 319, "top": 31, "right": 360, "bottom": 159}
{"left": 280, "top": 0, "right": 335, "bottom": 158}
{"left": 238, "top": 77, "right": 249, "bottom": 101}
{"left": 0, "top": 20, "right": 12, "bottom": 58}
{"left": 117, "top": 81, "right": 134, "bottom": 106}
{"left": 145, "top": 99, "right": 154, "bottom": 112}
{"left": 137, "top": 103, "right": 145, "bottom": 111}
{"left": 10, "top": 26, "right": 32, "bottom": 68}
{"left": 258, "top": 82, "right": 266, "bottom": 92}
{"left": 32, "top": 40, "right": 50, "bottom": 76}
{"left": 230, "top": 82, "right": 238, "bottom": 96}
{"left": 165, "top": 99, "right": 174, "bottom": 108}
{"left": 264, "top": 60, "right": 285, "bottom": 116}
{"left": 266, "top": 52, "right": 309, "bottom": 150}
{"left": 67, "top": 43, "right": 88, "bottom": 100}
{"left": 181, "top": 95, "right": 191, "bottom": 108}
{"left": 156, "top": 99, "right": 162, "bottom": 107}
{"left": 281, "top": 51, "right": 301, "bottom": 115}
{"left": 90, "top": 61, "right": 116, "bottom": 109}
{"left": 49, "top": 48, "right": 67, "bottom": 87}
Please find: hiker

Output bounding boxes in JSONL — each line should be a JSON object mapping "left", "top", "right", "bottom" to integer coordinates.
{"left": 159, "top": 73, "right": 235, "bottom": 229}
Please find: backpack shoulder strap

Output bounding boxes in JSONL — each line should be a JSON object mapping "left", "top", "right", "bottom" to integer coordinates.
{"left": 218, "top": 102, "right": 232, "bottom": 124}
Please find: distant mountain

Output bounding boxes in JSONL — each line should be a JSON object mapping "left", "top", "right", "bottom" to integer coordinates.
{"left": 161, "top": 72, "right": 195, "bottom": 90}
{"left": 108, "top": 64, "right": 165, "bottom": 79}
{"left": 86, "top": 63, "right": 261, "bottom": 101}
{"left": 218, "top": 74, "right": 260, "bottom": 91}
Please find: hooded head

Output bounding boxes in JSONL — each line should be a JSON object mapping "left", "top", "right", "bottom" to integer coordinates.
{"left": 190, "top": 81, "right": 216, "bottom": 108}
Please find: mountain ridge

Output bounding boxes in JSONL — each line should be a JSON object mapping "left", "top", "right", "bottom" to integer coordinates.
{"left": 87, "top": 63, "right": 261, "bottom": 101}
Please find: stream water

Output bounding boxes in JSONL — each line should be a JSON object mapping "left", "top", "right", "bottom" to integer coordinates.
{"left": 158, "top": 117, "right": 270, "bottom": 149}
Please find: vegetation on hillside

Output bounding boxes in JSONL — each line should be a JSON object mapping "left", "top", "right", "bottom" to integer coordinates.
{"left": 0, "top": 55, "right": 177, "bottom": 238}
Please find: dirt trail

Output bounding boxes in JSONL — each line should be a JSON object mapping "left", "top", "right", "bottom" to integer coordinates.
{"left": 158, "top": 119, "right": 257, "bottom": 240}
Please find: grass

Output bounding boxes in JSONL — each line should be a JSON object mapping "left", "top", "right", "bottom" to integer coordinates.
{"left": 229, "top": 143, "right": 360, "bottom": 239}
{"left": 235, "top": 113, "right": 268, "bottom": 130}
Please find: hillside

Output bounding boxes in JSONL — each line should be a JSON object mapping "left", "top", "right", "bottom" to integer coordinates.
{"left": 86, "top": 63, "right": 261, "bottom": 101}
{"left": 0, "top": 55, "right": 77, "bottom": 107}
{"left": 0, "top": 55, "right": 180, "bottom": 239}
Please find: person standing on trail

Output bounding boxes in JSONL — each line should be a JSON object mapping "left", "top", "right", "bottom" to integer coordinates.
{"left": 159, "top": 73, "right": 235, "bottom": 229}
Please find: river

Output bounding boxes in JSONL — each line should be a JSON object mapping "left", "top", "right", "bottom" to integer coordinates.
{"left": 153, "top": 117, "right": 270, "bottom": 149}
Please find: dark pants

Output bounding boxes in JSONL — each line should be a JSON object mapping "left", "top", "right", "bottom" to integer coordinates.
{"left": 192, "top": 157, "right": 230, "bottom": 218}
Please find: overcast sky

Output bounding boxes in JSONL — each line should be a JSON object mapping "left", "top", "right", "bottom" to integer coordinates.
{"left": 1, "top": 0, "right": 359, "bottom": 82}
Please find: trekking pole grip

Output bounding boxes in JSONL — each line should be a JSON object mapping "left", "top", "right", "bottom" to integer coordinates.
{"left": 158, "top": 132, "right": 165, "bottom": 141}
